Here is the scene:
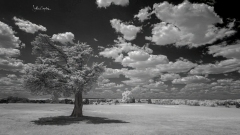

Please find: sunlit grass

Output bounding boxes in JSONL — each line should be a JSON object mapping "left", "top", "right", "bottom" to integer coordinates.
{"left": 0, "top": 103, "right": 240, "bottom": 135}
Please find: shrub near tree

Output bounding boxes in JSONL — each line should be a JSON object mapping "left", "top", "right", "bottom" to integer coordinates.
{"left": 147, "top": 99, "right": 152, "bottom": 104}
{"left": 23, "top": 34, "right": 104, "bottom": 117}
{"left": 236, "top": 102, "right": 240, "bottom": 108}
{"left": 122, "top": 91, "right": 134, "bottom": 103}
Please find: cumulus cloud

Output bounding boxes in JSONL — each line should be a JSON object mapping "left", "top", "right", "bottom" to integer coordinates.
{"left": 99, "top": 42, "right": 143, "bottom": 60}
{"left": 161, "top": 73, "right": 180, "bottom": 81}
{"left": 190, "top": 58, "right": 240, "bottom": 74}
{"left": 148, "top": 1, "right": 235, "bottom": 47}
{"left": 143, "top": 81, "right": 168, "bottom": 90}
{"left": 0, "top": 21, "right": 25, "bottom": 72}
{"left": 13, "top": 17, "right": 47, "bottom": 34}
{"left": 121, "top": 68, "right": 163, "bottom": 87}
{"left": 52, "top": 32, "right": 74, "bottom": 44}
{"left": 123, "top": 69, "right": 160, "bottom": 80}
{"left": 101, "top": 68, "right": 126, "bottom": 78}
{"left": 0, "top": 75, "right": 23, "bottom": 86}
{"left": 110, "top": 19, "right": 141, "bottom": 41}
{"left": 210, "top": 79, "right": 240, "bottom": 94}
{"left": 97, "top": 82, "right": 125, "bottom": 90}
{"left": 180, "top": 83, "right": 211, "bottom": 92}
{"left": 0, "top": 48, "right": 20, "bottom": 58}
{"left": 99, "top": 46, "right": 122, "bottom": 59}
{"left": 134, "top": 7, "right": 152, "bottom": 22}
{"left": 156, "top": 59, "right": 197, "bottom": 73}
{"left": 99, "top": 41, "right": 153, "bottom": 64}
{"left": 217, "top": 79, "right": 233, "bottom": 85}
{"left": 0, "top": 74, "right": 25, "bottom": 97}
{"left": 131, "top": 86, "right": 148, "bottom": 94}
{"left": 172, "top": 75, "right": 210, "bottom": 84}
{"left": 128, "top": 50, "right": 150, "bottom": 61}
{"left": 122, "top": 78, "right": 148, "bottom": 87}
{"left": 147, "top": 22, "right": 182, "bottom": 45}
{"left": 177, "top": 78, "right": 240, "bottom": 96}
{"left": 208, "top": 42, "right": 240, "bottom": 59}
{"left": 0, "top": 59, "right": 25, "bottom": 72}
{"left": 0, "top": 21, "right": 22, "bottom": 49}
{"left": 97, "top": 77, "right": 110, "bottom": 85}
{"left": 96, "top": 0, "right": 129, "bottom": 8}
{"left": 122, "top": 54, "right": 169, "bottom": 69}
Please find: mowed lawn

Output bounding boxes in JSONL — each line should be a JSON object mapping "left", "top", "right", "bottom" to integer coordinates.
{"left": 0, "top": 103, "right": 240, "bottom": 135}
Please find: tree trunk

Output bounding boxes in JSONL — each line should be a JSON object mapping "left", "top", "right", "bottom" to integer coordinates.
{"left": 70, "top": 92, "right": 83, "bottom": 117}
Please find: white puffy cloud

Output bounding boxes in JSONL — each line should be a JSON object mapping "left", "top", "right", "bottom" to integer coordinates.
{"left": 97, "top": 82, "right": 125, "bottom": 90}
{"left": 110, "top": 19, "right": 141, "bottom": 41}
{"left": 0, "top": 75, "right": 23, "bottom": 86}
{"left": 96, "top": 0, "right": 129, "bottom": 8}
{"left": 121, "top": 68, "right": 164, "bottom": 88}
{"left": 177, "top": 78, "right": 240, "bottom": 95}
{"left": 147, "top": 22, "right": 182, "bottom": 45}
{"left": 122, "top": 54, "right": 169, "bottom": 69}
{"left": 0, "top": 21, "right": 22, "bottom": 49}
{"left": 134, "top": 7, "right": 152, "bottom": 22}
{"left": 0, "top": 48, "right": 20, "bottom": 58}
{"left": 0, "top": 74, "right": 25, "bottom": 97}
{"left": 52, "top": 32, "right": 74, "bottom": 44}
{"left": 130, "top": 86, "right": 147, "bottom": 95}
{"left": 123, "top": 69, "right": 160, "bottom": 80}
{"left": 180, "top": 83, "right": 211, "bottom": 92}
{"left": 210, "top": 79, "right": 240, "bottom": 94}
{"left": 208, "top": 42, "right": 240, "bottom": 59}
{"left": 99, "top": 42, "right": 154, "bottom": 67}
{"left": 190, "top": 58, "right": 240, "bottom": 74}
{"left": 156, "top": 59, "right": 197, "bottom": 73}
{"left": 115, "top": 84, "right": 125, "bottom": 88}
{"left": 172, "top": 75, "right": 210, "bottom": 84}
{"left": 148, "top": 1, "right": 235, "bottom": 47}
{"left": 99, "top": 42, "right": 143, "bottom": 60}
{"left": 101, "top": 68, "right": 126, "bottom": 78}
{"left": 99, "top": 46, "right": 122, "bottom": 59}
{"left": 116, "top": 89, "right": 123, "bottom": 93}
{"left": 161, "top": 73, "right": 180, "bottom": 81}
{"left": 171, "top": 87, "right": 179, "bottom": 92}
{"left": 217, "top": 79, "right": 233, "bottom": 85}
{"left": 143, "top": 81, "right": 168, "bottom": 89}
{"left": 97, "top": 77, "right": 110, "bottom": 85}
{"left": 0, "top": 59, "right": 25, "bottom": 72}
{"left": 128, "top": 50, "right": 150, "bottom": 61}
{"left": 0, "top": 21, "right": 25, "bottom": 72}
{"left": 122, "top": 78, "right": 148, "bottom": 87}
{"left": 13, "top": 17, "right": 47, "bottom": 34}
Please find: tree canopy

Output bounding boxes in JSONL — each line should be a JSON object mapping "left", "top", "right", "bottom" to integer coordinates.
{"left": 23, "top": 34, "right": 105, "bottom": 97}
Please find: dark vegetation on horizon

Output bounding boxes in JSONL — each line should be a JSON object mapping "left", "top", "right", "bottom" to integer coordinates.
{"left": 1, "top": 96, "right": 240, "bottom": 108}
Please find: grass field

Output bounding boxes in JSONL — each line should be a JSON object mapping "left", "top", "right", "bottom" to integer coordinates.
{"left": 0, "top": 103, "right": 240, "bottom": 135}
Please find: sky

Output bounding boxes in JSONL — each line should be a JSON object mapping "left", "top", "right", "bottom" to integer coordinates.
{"left": 0, "top": 0, "right": 240, "bottom": 99}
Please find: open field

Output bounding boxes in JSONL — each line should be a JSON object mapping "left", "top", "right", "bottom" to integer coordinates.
{"left": 0, "top": 103, "right": 240, "bottom": 135}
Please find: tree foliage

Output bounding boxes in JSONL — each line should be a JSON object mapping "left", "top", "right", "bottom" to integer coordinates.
{"left": 122, "top": 90, "right": 134, "bottom": 103}
{"left": 23, "top": 34, "right": 105, "bottom": 97}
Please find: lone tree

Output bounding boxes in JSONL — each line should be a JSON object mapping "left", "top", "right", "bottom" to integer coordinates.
{"left": 23, "top": 34, "right": 104, "bottom": 117}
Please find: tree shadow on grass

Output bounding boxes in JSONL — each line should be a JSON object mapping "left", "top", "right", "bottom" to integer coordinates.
{"left": 32, "top": 116, "right": 129, "bottom": 125}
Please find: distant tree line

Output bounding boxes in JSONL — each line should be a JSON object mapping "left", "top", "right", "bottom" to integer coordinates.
{"left": 152, "top": 99, "right": 240, "bottom": 108}
{"left": 1, "top": 96, "right": 240, "bottom": 108}
{"left": 0, "top": 96, "right": 74, "bottom": 104}
{"left": 0, "top": 97, "right": 118, "bottom": 105}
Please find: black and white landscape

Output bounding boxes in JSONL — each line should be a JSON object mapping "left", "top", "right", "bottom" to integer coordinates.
{"left": 0, "top": 0, "right": 240, "bottom": 135}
